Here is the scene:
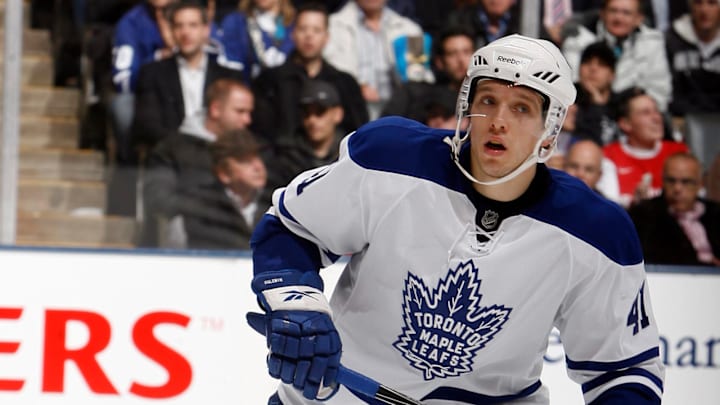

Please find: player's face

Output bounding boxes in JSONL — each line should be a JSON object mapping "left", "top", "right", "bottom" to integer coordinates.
{"left": 291, "top": 11, "right": 328, "bottom": 60}
{"left": 564, "top": 141, "right": 603, "bottom": 190}
{"left": 171, "top": 8, "right": 209, "bottom": 57}
{"left": 214, "top": 88, "right": 254, "bottom": 132}
{"left": 302, "top": 104, "right": 342, "bottom": 145}
{"left": 691, "top": 0, "right": 720, "bottom": 34}
{"left": 437, "top": 35, "right": 474, "bottom": 85}
{"left": 662, "top": 157, "right": 702, "bottom": 213}
{"left": 620, "top": 95, "right": 663, "bottom": 149}
{"left": 468, "top": 80, "right": 546, "bottom": 182}
{"left": 601, "top": 0, "right": 643, "bottom": 38}
{"left": 221, "top": 155, "right": 268, "bottom": 194}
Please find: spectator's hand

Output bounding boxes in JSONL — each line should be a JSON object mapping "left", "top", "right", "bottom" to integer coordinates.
{"left": 546, "top": 24, "right": 564, "bottom": 45}
{"left": 632, "top": 173, "right": 654, "bottom": 204}
{"left": 207, "top": 0, "right": 216, "bottom": 25}
{"left": 361, "top": 84, "right": 380, "bottom": 103}
{"left": 155, "top": 7, "right": 175, "bottom": 50}
{"left": 581, "top": 80, "right": 610, "bottom": 105}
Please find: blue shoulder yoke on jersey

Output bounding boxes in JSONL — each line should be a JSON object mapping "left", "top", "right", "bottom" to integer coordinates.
{"left": 347, "top": 116, "right": 644, "bottom": 267}
{"left": 347, "top": 116, "right": 467, "bottom": 193}
{"left": 525, "top": 169, "right": 644, "bottom": 266}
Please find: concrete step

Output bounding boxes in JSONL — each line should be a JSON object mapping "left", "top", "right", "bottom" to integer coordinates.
{"left": 3, "top": 115, "right": 78, "bottom": 149}
{"left": 19, "top": 115, "right": 78, "bottom": 148}
{"left": 0, "top": 28, "right": 51, "bottom": 55}
{"left": 16, "top": 212, "right": 137, "bottom": 247}
{"left": 6, "top": 85, "right": 81, "bottom": 117}
{"left": 0, "top": 1, "right": 32, "bottom": 29}
{"left": 18, "top": 178, "right": 106, "bottom": 213}
{"left": 0, "top": 55, "right": 53, "bottom": 85}
{"left": 19, "top": 147, "right": 104, "bottom": 181}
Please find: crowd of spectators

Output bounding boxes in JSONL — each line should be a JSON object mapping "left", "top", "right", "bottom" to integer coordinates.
{"left": 33, "top": 0, "right": 720, "bottom": 266}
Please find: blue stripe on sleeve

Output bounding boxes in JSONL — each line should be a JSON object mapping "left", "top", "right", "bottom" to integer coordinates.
{"left": 582, "top": 367, "right": 664, "bottom": 393}
{"left": 421, "top": 381, "right": 542, "bottom": 404}
{"left": 587, "top": 383, "right": 661, "bottom": 405}
{"left": 566, "top": 347, "right": 660, "bottom": 372}
{"left": 277, "top": 190, "right": 299, "bottom": 223}
{"left": 272, "top": 191, "right": 342, "bottom": 264}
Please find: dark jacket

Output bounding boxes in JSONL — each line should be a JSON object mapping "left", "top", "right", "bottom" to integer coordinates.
{"left": 629, "top": 195, "right": 720, "bottom": 266}
{"left": 665, "top": 14, "right": 720, "bottom": 116}
{"left": 264, "top": 129, "right": 343, "bottom": 201}
{"left": 132, "top": 54, "right": 244, "bottom": 148}
{"left": 447, "top": 4, "right": 520, "bottom": 48}
{"left": 141, "top": 131, "right": 216, "bottom": 246}
{"left": 381, "top": 81, "right": 457, "bottom": 124}
{"left": 573, "top": 82, "right": 619, "bottom": 145}
{"left": 251, "top": 54, "right": 369, "bottom": 142}
{"left": 183, "top": 180, "right": 268, "bottom": 250}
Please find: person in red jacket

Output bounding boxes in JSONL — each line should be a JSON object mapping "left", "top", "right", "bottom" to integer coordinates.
{"left": 603, "top": 87, "right": 688, "bottom": 208}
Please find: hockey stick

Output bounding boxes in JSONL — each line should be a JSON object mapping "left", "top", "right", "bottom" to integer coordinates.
{"left": 336, "top": 365, "right": 424, "bottom": 405}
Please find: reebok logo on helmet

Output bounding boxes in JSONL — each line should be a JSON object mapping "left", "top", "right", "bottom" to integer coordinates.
{"left": 496, "top": 54, "right": 529, "bottom": 67}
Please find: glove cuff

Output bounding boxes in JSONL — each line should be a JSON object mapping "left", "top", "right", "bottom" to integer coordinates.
{"left": 252, "top": 269, "right": 325, "bottom": 293}
{"left": 260, "top": 285, "right": 332, "bottom": 315}
{"left": 252, "top": 269, "right": 331, "bottom": 315}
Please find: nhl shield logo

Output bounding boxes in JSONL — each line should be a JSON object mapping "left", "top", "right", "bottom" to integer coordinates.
{"left": 393, "top": 261, "right": 512, "bottom": 380}
{"left": 480, "top": 210, "right": 500, "bottom": 230}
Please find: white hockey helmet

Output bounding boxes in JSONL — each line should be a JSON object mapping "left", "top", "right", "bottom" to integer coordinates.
{"left": 446, "top": 34, "right": 577, "bottom": 185}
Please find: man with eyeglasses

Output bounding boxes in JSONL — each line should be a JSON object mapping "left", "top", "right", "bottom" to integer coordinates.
{"left": 629, "top": 152, "right": 720, "bottom": 266}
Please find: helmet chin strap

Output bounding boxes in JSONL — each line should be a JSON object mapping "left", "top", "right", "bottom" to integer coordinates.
{"left": 443, "top": 114, "right": 546, "bottom": 187}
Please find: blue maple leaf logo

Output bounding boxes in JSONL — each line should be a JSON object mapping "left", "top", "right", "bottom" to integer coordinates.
{"left": 393, "top": 260, "right": 512, "bottom": 380}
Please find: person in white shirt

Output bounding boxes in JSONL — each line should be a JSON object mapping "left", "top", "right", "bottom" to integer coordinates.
{"left": 323, "top": 0, "right": 422, "bottom": 119}
{"left": 562, "top": 0, "right": 672, "bottom": 111}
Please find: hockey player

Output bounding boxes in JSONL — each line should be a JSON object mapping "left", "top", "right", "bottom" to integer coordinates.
{"left": 247, "top": 34, "right": 665, "bottom": 404}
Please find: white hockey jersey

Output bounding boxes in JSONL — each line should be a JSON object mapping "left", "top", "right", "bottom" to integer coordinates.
{"left": 252, "top": 117, "right": 664, "bottom": 404}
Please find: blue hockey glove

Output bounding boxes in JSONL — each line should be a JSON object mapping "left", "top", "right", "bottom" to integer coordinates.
{"left": 248, "top": 269, "right": 341, "bottom": 401}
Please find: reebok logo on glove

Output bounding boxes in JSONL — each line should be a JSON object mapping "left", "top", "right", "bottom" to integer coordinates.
{"left": 283, "top": 290, "right": 321, "bottom": 302}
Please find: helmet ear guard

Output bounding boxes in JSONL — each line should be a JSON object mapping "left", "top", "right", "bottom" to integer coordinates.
{"left": 447, "top": 34, "right": 577, "bottom": 185}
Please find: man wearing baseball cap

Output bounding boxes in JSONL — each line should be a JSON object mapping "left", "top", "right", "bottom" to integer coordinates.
{"left": 263, "top": 79, "right": 345, "bottom": 202}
